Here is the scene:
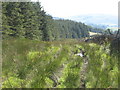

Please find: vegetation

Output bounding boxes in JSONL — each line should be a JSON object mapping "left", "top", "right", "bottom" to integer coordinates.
{"left": 2, "top": 39, "right": 118, "bottom": 88}
{"left": 2, "top": 2, "right": 92, "bottom": 41}
{"left": 2, "top": 1, "right": 119, "bottom": 88}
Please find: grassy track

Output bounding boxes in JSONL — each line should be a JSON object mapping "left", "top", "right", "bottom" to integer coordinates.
{"left": 2, "top": 38, "right": 118, "bottom": 88}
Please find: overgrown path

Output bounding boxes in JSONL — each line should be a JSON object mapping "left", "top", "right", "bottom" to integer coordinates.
{"left": 79, "top": 49, "right": 89, "bottom": 88}
{"left": 49, "top": 61, "right": 67, "bottom": 87}
{"left": 49, "top": 46, "right": 89, "bottom": 88}
{"left": 2, "top": 39, "right": 118, "bottom": 88}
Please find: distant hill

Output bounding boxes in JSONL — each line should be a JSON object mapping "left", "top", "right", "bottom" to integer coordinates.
{"left": 53, "top": 16, "right": 105, "bottom": 34}
{"left": 64, "top": 14, "right": 118, "bottom": 29}
{"left": 53, "top": 17, "right": 64, "bottom": 20}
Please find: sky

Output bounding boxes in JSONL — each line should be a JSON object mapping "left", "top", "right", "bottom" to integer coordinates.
{"left": 32, "top": 0, "right": 119, "bottom": 18}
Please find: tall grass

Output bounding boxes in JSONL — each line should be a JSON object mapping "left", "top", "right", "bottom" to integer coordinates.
{"left": 2, "top": 38, "right": 118, "bottom": 88}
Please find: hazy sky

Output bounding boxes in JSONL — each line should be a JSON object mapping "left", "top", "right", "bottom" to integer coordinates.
{"left": 33, "top": 0, "right": 119, "bottom": 18}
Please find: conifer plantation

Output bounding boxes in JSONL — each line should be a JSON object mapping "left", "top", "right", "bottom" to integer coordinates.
{"left": 2, "top": 2, "right": 119, "bottom": 88}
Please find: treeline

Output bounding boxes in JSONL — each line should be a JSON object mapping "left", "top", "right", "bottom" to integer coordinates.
{"left": 88, "top": 26, "right": 104, "bottom": 33}
{"left": 2, "top": 2, "right": 95, "bottom": 41}
{"left": 54, "top": 20, "right": 89, "bottom": 39}
{"left": 2, "top": 2, "right": 47, "bottom": 40}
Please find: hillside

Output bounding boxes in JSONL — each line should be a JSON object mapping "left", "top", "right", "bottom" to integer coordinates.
{"left": 2, "top": 2, "right": 95, "bottom": 41}
{"left": 65, "top": 14, "right": 118, "bottom": 29}
{"left": 1, "top": 1, "right": 119, "bottom": 89}
{"left": 2, "top": 39, "right": 118, "bottom": 88}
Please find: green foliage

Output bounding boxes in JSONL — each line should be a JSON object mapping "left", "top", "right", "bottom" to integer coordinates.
{"left": 57, "top": 57, "right": 82, "bottom": 88}
{"left": 2, "top": 76, "right": 24, "bottom": 88}
{"left": 2, "top": 2, "right": 91, "bottom": 41}
{"left": 2, "top": 1, "right": 118, "bottom": 89}
{"left": 54, "top": 20, "right": 89, "bottom": 39}
{"left": 83, "top": 43, "right": 118, "bottom": 88}
{"left": 2, "top": 2, "right": 45, "bottom": 40}
{"left": 2, "top": 39, "right": 118, "bottom": 88}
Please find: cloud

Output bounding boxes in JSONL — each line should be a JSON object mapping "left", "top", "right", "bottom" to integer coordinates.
{"left": 33, "top": 0, "right": 119, "bottom": 17}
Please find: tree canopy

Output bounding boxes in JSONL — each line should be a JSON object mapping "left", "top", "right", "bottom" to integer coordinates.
{"left": 2, "top": 2, "right": 102, "bottom": 41}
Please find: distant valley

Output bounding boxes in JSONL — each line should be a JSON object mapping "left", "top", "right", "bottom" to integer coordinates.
{"left": 62, "top": 14, "right": 118, "bottom": 30}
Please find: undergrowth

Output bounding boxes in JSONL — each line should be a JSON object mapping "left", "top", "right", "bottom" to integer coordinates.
{"left": 2, "top": 38, "right": 118, "bottom": 88}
